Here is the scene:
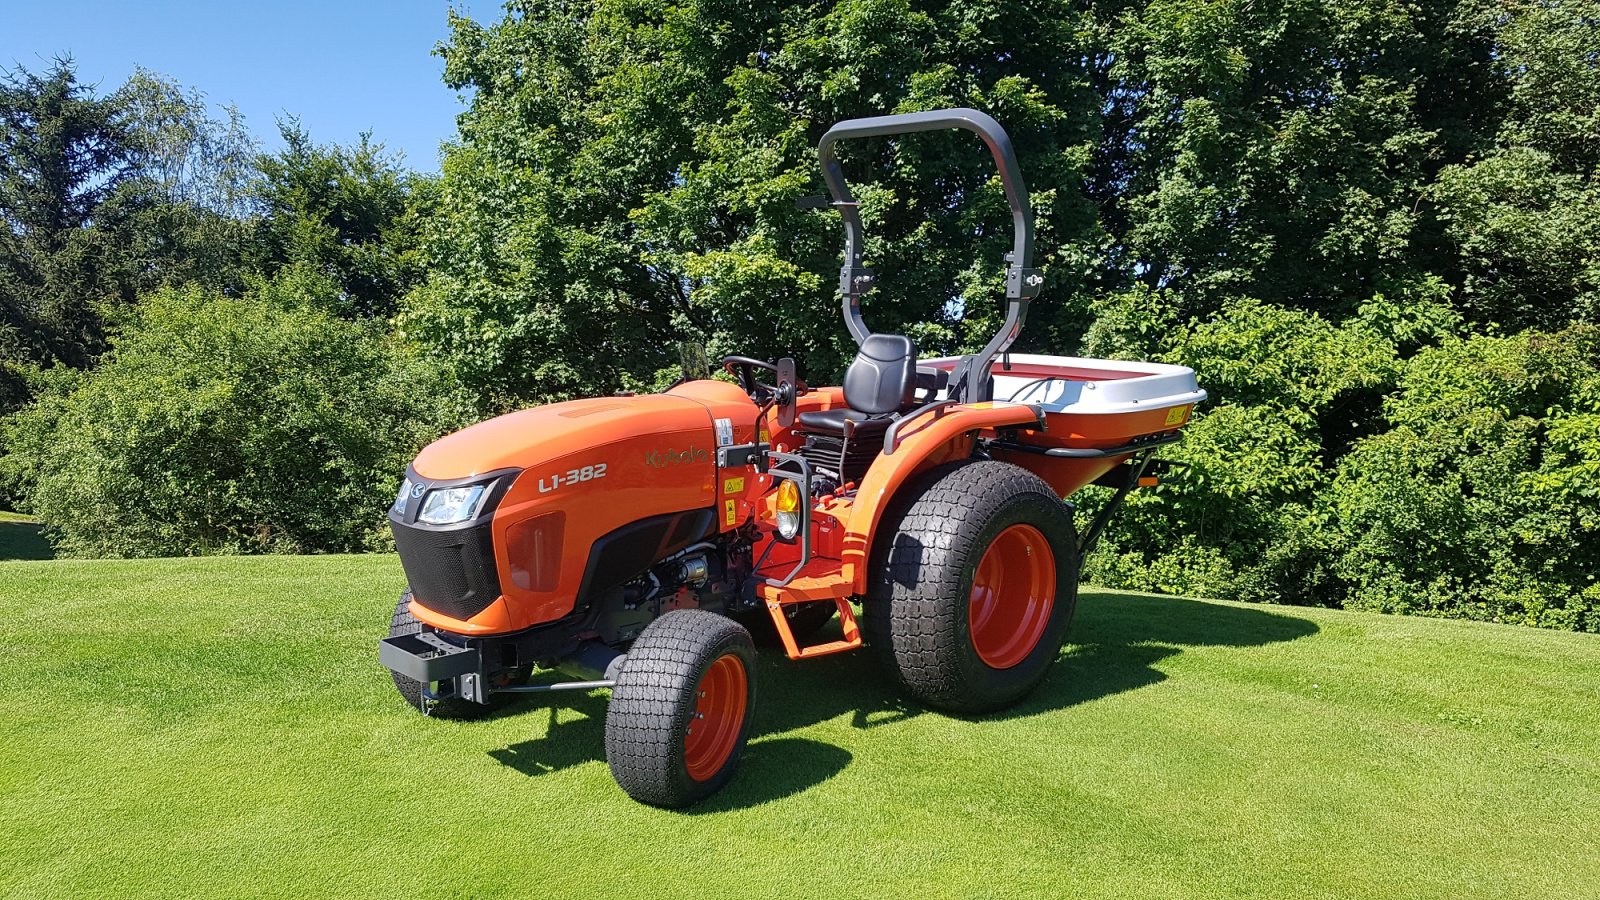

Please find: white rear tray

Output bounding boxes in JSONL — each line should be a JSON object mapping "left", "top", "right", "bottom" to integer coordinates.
{"left": 921, "top": 353, "right": 1207, "bottom": 416}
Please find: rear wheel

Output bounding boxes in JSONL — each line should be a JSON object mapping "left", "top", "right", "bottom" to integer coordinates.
{"left": 865, "top": 461, "right": 1078, "bottom": 713}
{"left": 604, "top": 610, "right": 757, "bottom": 807}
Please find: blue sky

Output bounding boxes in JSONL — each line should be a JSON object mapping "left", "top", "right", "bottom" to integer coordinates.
{"left": 2, "top": 0, "right": 484, "bottom": 170}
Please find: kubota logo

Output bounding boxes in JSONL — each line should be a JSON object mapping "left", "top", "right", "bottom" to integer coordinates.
{"left": 645, "top": 446, "right": 707, "bottom": 469}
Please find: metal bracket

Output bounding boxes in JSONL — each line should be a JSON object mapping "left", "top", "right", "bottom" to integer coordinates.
{"left": 839, "top": 266, "right": 877, "bottom": 297}
{"left": 762, "top": 451, "right": 813, "bottom": 588}
{"left": 988, "top": 430, "right": 1182, "bottom": 459}
{"left": 1006, "top": 266, "right": 1044, "bottom": 299}
{"left": 379, "top": 632, "right": 481, "bottom": 683}
{"left": 717, "top": 442, "right": 769, "bottom": 468}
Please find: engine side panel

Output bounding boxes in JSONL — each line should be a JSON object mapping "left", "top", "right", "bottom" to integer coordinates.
{"left": 487, "top": 426, "right": 715, "bottom": 629}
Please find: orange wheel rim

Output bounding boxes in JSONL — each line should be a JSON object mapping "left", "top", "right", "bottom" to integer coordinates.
{"left": 684, "top": 653, "right": 748, "bottom": 781}
{"left": 968, "top": 523, "right": 1056, "bottom": 669}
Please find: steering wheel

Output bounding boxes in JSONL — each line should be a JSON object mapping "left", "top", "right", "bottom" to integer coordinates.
{"left": 721, "top": 355, "right": 807, "bottom": 427}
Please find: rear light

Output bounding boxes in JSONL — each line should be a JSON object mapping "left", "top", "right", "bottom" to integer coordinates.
{"left": 507, "top": 512, "right": 565, "bottom": 592}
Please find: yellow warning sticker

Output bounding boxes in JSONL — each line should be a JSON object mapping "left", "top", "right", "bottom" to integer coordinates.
{"left": 759, "top": 427, "right": 771, "bottom": 443}
{"left": 723, "top": 476, "right": 746, "bottom": 495}
{"left": 1164, "top": 405, "right": 1191, "bottom": 426}
{"left": 724, "top": 499, "right": 737, "bottom": 526}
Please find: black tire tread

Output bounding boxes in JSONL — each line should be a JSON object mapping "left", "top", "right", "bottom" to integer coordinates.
{"left": 605, "top": 610, "right": 756, "bottom": 808}
{"left": 865, "top": 460, "right": 1078, "bottom": 713}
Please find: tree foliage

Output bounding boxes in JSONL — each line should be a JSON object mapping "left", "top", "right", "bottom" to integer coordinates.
{"left": 0, "top": 274, "right": 463, "bottom": 557}
{"left": 0, "top": 60, "right": 441, "bottom": 523}
{"left": 2, "top": 2, "right": 1598, "bottom": 628}
{"left": 0, "top": 59, "right": 134, "bottom": 376}
{"left": 402, "top": 0, "right": 1107, "bottom": 407}
{"left": 251, "top": 122, "right": 434, "bottom": 319}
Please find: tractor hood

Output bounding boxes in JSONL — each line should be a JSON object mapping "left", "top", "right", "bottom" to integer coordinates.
{"left": 393, "top": 382, "right": 761, "bottom": 635}
{"left": 412, "top": 393, "right": 725, "bottom": 481}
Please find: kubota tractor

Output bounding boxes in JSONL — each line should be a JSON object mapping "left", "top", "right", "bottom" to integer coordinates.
{"left": 379, "top": 109, "right": 1206, "bottom": 807}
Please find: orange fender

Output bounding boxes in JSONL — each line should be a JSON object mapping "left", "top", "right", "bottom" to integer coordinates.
{"left": 842, "top": 402, "right": 1044, "bottom": 593}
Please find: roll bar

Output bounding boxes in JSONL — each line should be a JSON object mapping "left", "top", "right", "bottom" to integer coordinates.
{"left": 813, "top": 108, "right": 1042, "bottom": 403}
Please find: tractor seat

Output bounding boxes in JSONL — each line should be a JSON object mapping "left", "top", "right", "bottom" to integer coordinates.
{"left": 796, "top": 334, "right": 917, "bottom": 437}
{"left": 794, "top": 407, "right": 894, "bottom": 437}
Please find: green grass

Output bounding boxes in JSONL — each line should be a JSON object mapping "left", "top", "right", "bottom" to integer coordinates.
{"left": 0, "top": 511, "right": 52, "bottom": 561}
{"left": 2, "top": 555, "right": 1597, "bottom": 899}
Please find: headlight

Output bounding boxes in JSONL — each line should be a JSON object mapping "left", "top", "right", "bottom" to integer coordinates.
{"left": 418, "top": 485, "right": 487, "bottom": 525}
{"left": 775, "top": 479, "right": 802, "bottom": 541}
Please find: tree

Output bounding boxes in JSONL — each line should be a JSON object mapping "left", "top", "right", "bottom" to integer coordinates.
{"left": 1323, "top": 326, "right": 1600, "bottom": 631}
{"left": 0, "top": 59, "right": 133, "bottom": 375}
{"left": 1102, "top": 0, "right": 1501, "bottom": 320}
{"left": 250, "top": 122, "right": 433, "bottom": 319}
{"left": 0, "top": 62, "right": 262, "bottom": 417}
{"left": 403, "top": 0, "right": 1108, "bottom": 409}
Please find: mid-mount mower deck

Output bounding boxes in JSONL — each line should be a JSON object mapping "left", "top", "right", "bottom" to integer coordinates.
{"left": 378, "top": 109, "right": 1206, "bottom": 807}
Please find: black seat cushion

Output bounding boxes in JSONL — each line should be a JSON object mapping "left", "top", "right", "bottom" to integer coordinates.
{"left": 795, "top": 407, "right": 894, "bottom": 436}
{"left": 843, "top": 334, "right": 917, "bottom": 415}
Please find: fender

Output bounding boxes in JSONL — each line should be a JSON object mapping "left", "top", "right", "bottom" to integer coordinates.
{"left": 841, "top": 402, "right": 1046, "bottom": 593}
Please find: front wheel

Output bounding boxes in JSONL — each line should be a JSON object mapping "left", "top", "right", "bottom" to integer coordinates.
{"left": 865, "top": 460, "right": 1078, "bottom": 714}
{"left": 604, "top": 610, "right": 757, "bottom": 807}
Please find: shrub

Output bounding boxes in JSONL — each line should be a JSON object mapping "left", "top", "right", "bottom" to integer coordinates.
{"left": 1083, "top": 298, "right": 1400, "bottom": 604}
{"left": 1322, "top": 326, "right": 1600, "bottom": 631}
{"left": 0, "top": 275, "right": 465, "bottom": 557}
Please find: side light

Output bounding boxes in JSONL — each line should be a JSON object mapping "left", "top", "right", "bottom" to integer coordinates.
{"left": 393, "top": 478, "right": 414, "bottom": 515}
{"left": 775, "top": 479, "right": 802, "bottom": 541}
{"left": 507, "top": 512, "right": 565, "bottom": 591}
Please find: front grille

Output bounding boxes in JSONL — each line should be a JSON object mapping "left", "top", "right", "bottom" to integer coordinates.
{"left": 392, "top": 518, "right": 502, "bottom": 622}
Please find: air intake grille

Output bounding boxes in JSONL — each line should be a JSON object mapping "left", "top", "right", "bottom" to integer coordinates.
{"left": 391, "top": 519, "right": 502, "bottom": 622}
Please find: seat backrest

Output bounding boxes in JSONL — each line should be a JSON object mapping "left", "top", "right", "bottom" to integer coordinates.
{"left": 843, "top": 334, "right": 917, "bottom": 415}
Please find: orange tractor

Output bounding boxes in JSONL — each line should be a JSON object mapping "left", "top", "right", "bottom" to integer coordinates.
{"left": 379, "top": 109, "right": 1206, "bottom": 807}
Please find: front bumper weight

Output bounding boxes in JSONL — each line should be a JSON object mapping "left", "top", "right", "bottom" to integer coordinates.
{"left": 379, "top": 631, "right": 481, "bottom": 683}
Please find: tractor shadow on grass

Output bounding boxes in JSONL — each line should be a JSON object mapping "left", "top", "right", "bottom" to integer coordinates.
{"left": 994, "top": 589, "right": 1320, "bottom": 721}
{"left": 486, "top": 590, "right": 1318, "bottom": 807}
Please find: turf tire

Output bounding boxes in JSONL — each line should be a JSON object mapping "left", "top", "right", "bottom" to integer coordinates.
{"left": 864, "top": 460, "right": 1079, "bottom": 714}
{"left": 605, "top": 610, "right": 756, "bottom": 808}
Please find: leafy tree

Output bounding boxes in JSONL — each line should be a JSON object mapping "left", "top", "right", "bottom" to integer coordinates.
{"left": 0, "top": 273, "right": 466, "bottom": 556}
{"left": 1102, "top": 0, "right": 1500, "bottom": 319}
{"left": 1432, "top": 147, "right": 1600, "bottom": 330}
{"left": 0, "top": 62, "right": 261, "bottom": 415}
{"left": 404, "top": 0, "right": 1108, "bottom": 409}
{"left": 251, "top": 122, "right": 433, "bottom": 319}
{"left": 1324, "top": 327, "right": 1600, "bottom": 631}
{"left": 1084, "top": 298, "right": 1406, "bottom": 603}
{"left": 0, "top": 59, "right": 133, "bottom": 374}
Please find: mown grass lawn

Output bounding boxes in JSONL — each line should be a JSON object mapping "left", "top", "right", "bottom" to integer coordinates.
{"left": 2, "top": 554, "right": 1597, "bottom": 899}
